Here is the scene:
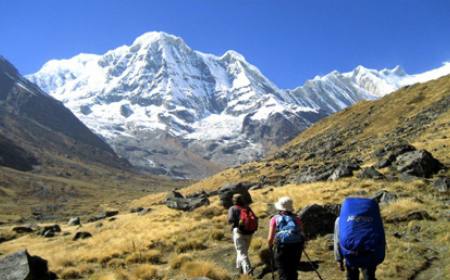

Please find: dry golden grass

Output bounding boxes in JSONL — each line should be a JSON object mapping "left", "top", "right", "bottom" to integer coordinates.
{"left": 125, "top": 249, "right": 162, "bottom": 264}
{"left": 169, "top": 253, "right": 193, "bottom": 269}
{"left": 1, "top": 176, "right": 448, "bottom": 279}
{"left": 130, "top": 264, "right": 161, "bottom": 280}
{"left": 1, "top": 76, "right": 449, "bottom": 279}
{"left": 181, "top": 260, "right": 231, "bottom": 280}
{"left": 59, "top": 267, "right": 83, "bottom": 279}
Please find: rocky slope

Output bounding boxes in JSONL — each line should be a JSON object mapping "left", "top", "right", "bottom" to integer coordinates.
{"left": 0, "top": 56, "right": 122, "bottom": 167}
{"left": 1, "top": 74, "right": 448, "bottom": 280}
{"left": 0, "top": 56, "right": 182, "bottom": 221}
{"left": 27, "top": 32, "right": 450, "bottom": 178}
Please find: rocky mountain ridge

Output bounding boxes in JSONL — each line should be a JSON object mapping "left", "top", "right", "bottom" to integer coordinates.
{"left": 0, "top": 56, "right": 182, "bottom": 221}
{"left": 27, "top": 32, "right": 450, "bottom": 178}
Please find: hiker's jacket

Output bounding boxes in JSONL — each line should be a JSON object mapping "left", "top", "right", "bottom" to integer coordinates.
{"left": 228, "top": 205, "right": 241, "bottom": 230}
{"left": 334, "top": 217, "right": 343, "bottom": 262}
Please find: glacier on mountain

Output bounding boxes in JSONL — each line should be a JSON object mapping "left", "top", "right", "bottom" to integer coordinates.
{"left": 27, "top": 32, "right": 450, "bottom": 178}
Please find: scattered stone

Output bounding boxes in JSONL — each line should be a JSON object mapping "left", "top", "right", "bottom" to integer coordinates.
{"left": 298, "top": 204, "right": 340, "bottom": 239}
{"left": 166, "top": 190, "right": 210, "bottom": 211}
{"left": 108, "top": 217, "right": 117, "bottom": 222}
{"left": 375, "top": 143, "right": 416, "bottom": 168}
{"left": 410, "top": 225, "right": 421, "bottom": 234}
{"left": 87, "top": 210, "right": 119, "bottom": 223}
{"left": 375, "top": 142, "right": 416, "bottom": 158}
{"left": 73, "top": 231, "right": 92, "bottom": 241}
{"left": 398, "top": 172, "right": 419, "bottom": 181}
{"left": 42, "top": 231, "right": 54, "bottom": 238}
{"left": 218, "top": 183, "right": 253, "bottom": 209}
{"left": 359, "top": 167, "right": 385, "bottom": 180}
{"left": 67, "top": 217, "right": 80, "bottom": 226}
{"left": 433, "top": 177, "right": 449, "bottom": 192}
{"left": 137, "top": 208, "right": 151, "bottom": 216}
{"left": 12, "top": 226, "right": 34, "bottom": 234}
{"left": 294, "top": 165, "right": 335, "bottom": 183}
{"left": 371, "top": 190, "right": 398, "bottom": 204}
{"left": 104, "top": 210, "right": 119, "bottom": 217}
{"left": 386, "top": 210, "right": 435, "bottom": 223}
{"left": 130, "top": 207, "right": 144, "bottom": 213}
{"left": 95, "top": 223, "right": 103, "bottom": 228}
{"left": 328, "top": 165, "right": 354, "bottom": 181}
{"left": 0, "top": 250, "right": 57, "bottom": 280}
{"left": 393, "top": 232, "right": 403, "bottom": 239}
{"left": 39, "top": 225, "right": 61, "bottom": 238}
{"left": 393, "top": 150, "right": 443, "bottom": 178}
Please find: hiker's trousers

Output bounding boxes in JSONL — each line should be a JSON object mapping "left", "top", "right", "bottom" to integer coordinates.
{"left": 275, "top": 243, "right": 303, "bottom": 280}
{"left": 232, "top": 228, "right": 253, "bottom": 273}
{"left": 346, "top": 265, "right": 377, "bottom": 280}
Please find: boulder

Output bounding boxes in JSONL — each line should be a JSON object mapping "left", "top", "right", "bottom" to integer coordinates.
{"left": 375, "top": 143, "right": 416, "bottom": 168}
{"left": 371, "top": 190, "right": 397, "bottom": 204}
{"left": 298, "top": 204, "right": 340, "bottom": 239}
{"left": 130, "top": 207, "right": 144, "bottom": 213}
{"left": 137, "top": 208, "right": 151, "bottom": 216}
{"left": 87, "top": 210, "right": 119, "bottom": 223}
{"left": 67, "top": 217, "right": 80, "bottom": 226}
{"left": 328, "top": 165, "right": 354, "bottom": 181}
{"left": 359, "top": 167, "right": 385, "bottom": 180}
{"left": 39, "top": 225, "right": 61, "bottom": 238}
{"left": 375, "top": 142, "right": 416, "bottom": 158}
{"left": 12, "top": 226, "right": 34, "bottom": 234}
{"left": 393, "top": 150, "right": 443, "bottom": 178}
{"left": 386, "top": 210, "right": 435, "bottom": 223}
{"left": 104, "top": 210, "right": 119, "bottom": 217}
{"left": 165, "top": 190, "right": 210, "bottom": 211}
{"left": 73, "top": 231, "right": 92, "bottom": 241}
{"left": 375, "top": 155, "right": 396, "bottom": 169}
{"left": 0, "top": 250, "right": 56, "bottom": 280}
{"left": 433, "top": 177, "right": 449, "bottom": 192}
{"left": 294, "top": 165, "right": 335, "bottom": 183}
{"left": 218, "top": 183, "right": 253, "bottom": 209}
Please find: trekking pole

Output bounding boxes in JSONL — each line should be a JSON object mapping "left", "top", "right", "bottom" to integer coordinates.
{"left": 303, "top": 249, "right": 325, "bottom": 280}
{"left": 269, "top": 247, "right": 275, "bottom": 280}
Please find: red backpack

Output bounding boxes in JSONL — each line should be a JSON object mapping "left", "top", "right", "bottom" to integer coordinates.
{"left": 238, "top": 206, "right": 258, "bottom": 234}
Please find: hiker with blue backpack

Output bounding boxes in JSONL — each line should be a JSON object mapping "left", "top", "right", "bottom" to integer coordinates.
{"left": 268, "top": 196, "right": 305, "bottom": 280}
{"left": 228, "top": 193, "right": 258, "bottom": 275}
{"left": 334, "top": 197, "right": 386, "bottom": 280}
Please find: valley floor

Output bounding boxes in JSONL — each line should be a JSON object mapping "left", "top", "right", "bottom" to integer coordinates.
{"left": 1, "top": 178, "right": 448, "bottom": 280}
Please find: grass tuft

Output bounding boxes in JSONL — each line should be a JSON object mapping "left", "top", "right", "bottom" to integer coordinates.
{"left": 181, "top": 260, "right": 231, "bottom": 280}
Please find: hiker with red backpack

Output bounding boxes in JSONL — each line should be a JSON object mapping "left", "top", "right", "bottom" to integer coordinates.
{"left": 228, "top": 193, "right": 258, "bottom": 275}
{"left": 334, "top": 197, "right": 386, "bottom": 280}
{"left": 268, "top": 196, "right": 305, "bottom": 280}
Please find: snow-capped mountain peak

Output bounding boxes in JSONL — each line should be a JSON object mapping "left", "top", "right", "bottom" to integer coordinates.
{"left": 26, "top": 32, "right": 450, "bottom": 178}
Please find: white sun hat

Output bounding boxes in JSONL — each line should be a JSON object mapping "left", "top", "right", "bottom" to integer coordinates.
{"left": 274, "top": 196, "right": 294, "bottom": 212}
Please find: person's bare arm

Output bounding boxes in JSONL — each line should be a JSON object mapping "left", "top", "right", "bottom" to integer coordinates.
{"left": 267, "top": 218, "right": 276, "bottom": 248}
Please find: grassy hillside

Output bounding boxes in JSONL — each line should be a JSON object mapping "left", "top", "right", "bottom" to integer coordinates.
{"left": 0, "top": 75, "right": 449, "bottom": 279}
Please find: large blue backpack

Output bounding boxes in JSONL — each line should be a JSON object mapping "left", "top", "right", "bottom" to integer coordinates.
{"left": 339, "top": 198, "right": 386, "bottom": 267}
{"left": 275, "top": 214, "right": 304, "bottom": 244}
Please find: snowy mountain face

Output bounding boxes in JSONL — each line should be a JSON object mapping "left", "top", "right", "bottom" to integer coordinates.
{"left": 27, "top": 32, "right": 450, "bottom": 178}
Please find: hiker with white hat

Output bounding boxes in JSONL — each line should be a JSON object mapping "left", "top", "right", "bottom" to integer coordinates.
{"left": 268, "top": 196, "right": 305, "bottom": 280}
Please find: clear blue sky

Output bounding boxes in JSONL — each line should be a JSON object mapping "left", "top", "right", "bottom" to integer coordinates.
{"left": 1, "top": 0, "right": 450, "bottom": 88}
